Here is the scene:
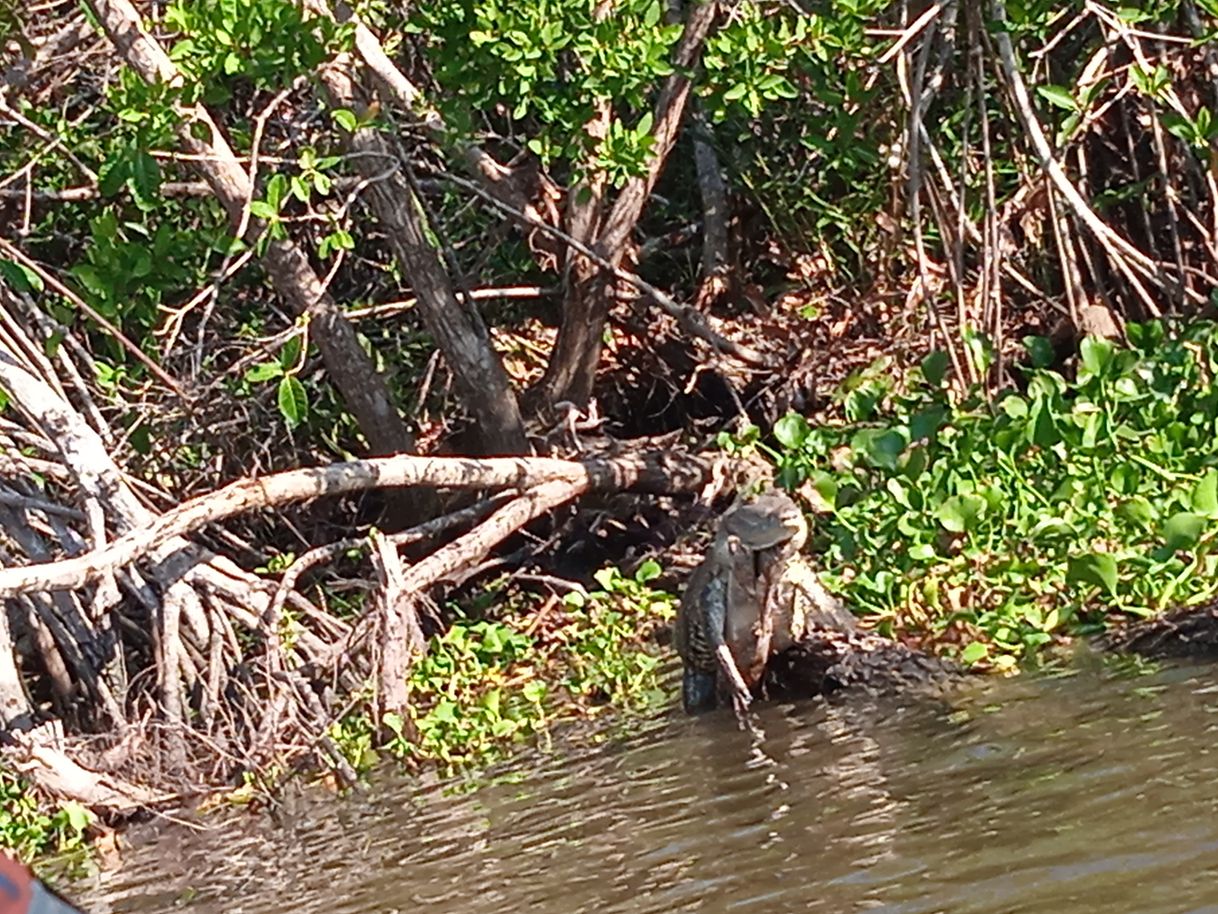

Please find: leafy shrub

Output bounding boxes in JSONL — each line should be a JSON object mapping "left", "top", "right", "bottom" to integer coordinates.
{"left": 761, "top": 321, "right": 1218, "bottom": 668}
{"left": 334, "top": 561, "right": 677, "bottom": 776}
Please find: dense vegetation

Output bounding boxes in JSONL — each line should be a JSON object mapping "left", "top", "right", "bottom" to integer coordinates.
{"left": 1, "top": 0, "right": 1217, "bottom": 859}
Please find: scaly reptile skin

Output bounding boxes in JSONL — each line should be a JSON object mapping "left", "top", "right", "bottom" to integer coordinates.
{"left": 673, "top": 564, "right": 730, "bottom": 712}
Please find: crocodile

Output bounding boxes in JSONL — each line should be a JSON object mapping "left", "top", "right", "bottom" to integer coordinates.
{"left": 674, "top": 490, "right": 958, "bottom": 713}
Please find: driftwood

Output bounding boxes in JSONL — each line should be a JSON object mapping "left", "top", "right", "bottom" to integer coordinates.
{"left": 0, "top": 451, "right": 705, "bottom": 597}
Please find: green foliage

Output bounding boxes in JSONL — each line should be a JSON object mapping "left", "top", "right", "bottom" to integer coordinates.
{"left": 0, "top": 769, "right": 92, "bottom": 863}
{"left": 714, "top": 1, "right": 893, "bottom": 273}
{"left": 330, "top": 562, "right": 675, "bottom": 777}
{"left": 69, "top": 209, "right": 208, "bottom": 332}
{"left": 412, "top": 0, "right": 681, "bottom": 183}
{"left": 765, "top": 322, "right": 1218, "bottom": 669}
{"left": 398, "top": 619, "right": 546, "bottom": 771}
{"left": 555, "top": 560, "right": 674, "bottom": 708}
{"left": 165, "top": 0, "right": 351, "bottom": 101}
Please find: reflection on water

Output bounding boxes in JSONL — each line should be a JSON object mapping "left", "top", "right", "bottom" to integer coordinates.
{"left": 74, "top": 658, "right": 1218, "bottom": 914}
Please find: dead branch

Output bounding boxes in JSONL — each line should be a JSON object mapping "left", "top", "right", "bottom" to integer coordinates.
{"left": 0, "top": 450, "right": 709, "bottom": 597}
{"left": 990, "top": 0, "right": 1169, "bottom": 314}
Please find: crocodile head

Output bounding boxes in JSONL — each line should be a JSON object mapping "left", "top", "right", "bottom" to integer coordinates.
{"left": 718, "top": 492, "right": 808, "bottom": 691}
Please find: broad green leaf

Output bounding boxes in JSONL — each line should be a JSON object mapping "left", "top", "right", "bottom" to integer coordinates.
{"left": 921, "top": 349, "right": 949, "bottom": 386}
{"left": 1116, "top": 496, "right": 1155, "bottom": 528}
{"left": 1067, "top": 552, "right": 1119, "bottom": 597}
{"left": 1162, "top": 512, "right": 1207, "bottom": 551}
{"left": 277, "top": 376, "right": 308, "bottom": 427}
{"left": 1000, "top": 395, "right": 1028, "bottom": 419}
{"left": 910, "top": 406, "right": 946, "bottom": 442}
{"left": 59, "top": 801, "right": 93, "bottom": 833}
{"left": 1193, "top": 469, "right": 1218, "bottom": 517}
{"left": 1079, "top": 335, "right": 1115, "bottom": 376}
{"left": 936, "top": 494, "right": 986, "bottom": 533}
{"left": 960, "top": 642, "right": 989, "bottom": 664}
{"left": 773, "top": 413, "right": 810, "bottom": 449}
{"left": 1028, "top": 402, "right": 1061, "bottom": 448}
{"left": 853, "top": 428, "right": 906, "bottom": 471}
{"left": 1023, "top": 335, "right": 1055, "bottom": 369}
{"left": 634, "top": 559, "right": 661, "bottom": 583}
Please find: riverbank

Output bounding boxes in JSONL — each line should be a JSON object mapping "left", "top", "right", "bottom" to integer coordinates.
{"left": 12, "top": 318, "right": 1218, "bottom": 867}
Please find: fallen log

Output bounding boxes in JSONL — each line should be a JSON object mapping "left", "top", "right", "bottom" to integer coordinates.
{"left": 0, "top": 450, "right": 709, "bottom": 598}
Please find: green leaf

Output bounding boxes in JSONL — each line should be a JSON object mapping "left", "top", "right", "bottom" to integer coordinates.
{"left": 0, "top": 258, "right": 44, "bottom": 294}
{"left": 634, "top": 559, "right": 661, "bottom": 583}
{"left": 999, "top": 395, "right": 1028, "bottom": 420}
{"left": 1037, "top": 84, "right": 1078, "bottom": 111}
{"left": 277, "top": 376, "right": 308, "bottom": 427}
{"left": 1193, "top": 469, "right": 1218, "bottom": 518}
{"left": 920, "top": 349, "right": 949, "bottom": 385}
{"left": 382, "top": 712, "right": 406, "bottom": 736}
{"left": 59, "top": 801, "right": 94, "bottom": 833}
{"left": 1028, "top": 402, "right": 1061, "bottom": 448}
{"left": 936, "top": 494, "right": 986, "bottom": 533}
{"left": 280, "top": 334, "right": 303, "bottom": 370}
{"left": 244, "top": 361, "right": 283, "bottom": 384}
{"left": 1162, "top": 512, "right": 1207, "bottom": 552}
{"left": 960, "top": 642, "right": 989, "bottom": 665}
{"left": 1116, "top": 496, "right": 1155, "bottom": 528}
{"left": 1067, "top": 552, "right": 1119, "bottom": 597}
{"left": 332, "top": 108, "right": 358, "bottom": 132}
{"left": 97, "top": 155, "right": 129, "bottom": 197}
{"left": 1023, "top": 335, "right": 1055, "bottom": 369}
{"left": 1079, "top": 335, "right": 1115, "bottom": 376}
{"left": 522, "top": 680, "right": 546, "bottom": 703}
{"left": 852, "top": 428, "right": 906, "bottom": 471}
{"left": 909, "top": 406, "right": 946, "bottom": 442}
{"left": 249, "top": 200, "right": 277, "bottom": 220}
{"left": 773, "top": 413, "right": 810, "bottom": 449}
{"left": 127, "top": 149, "right": 162, "bottom": 210}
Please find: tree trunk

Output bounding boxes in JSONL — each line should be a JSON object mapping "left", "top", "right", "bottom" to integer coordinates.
{"left": 89, "top": 0, "right": 415, "bottom": 457}
{"left": 319, "top": 62, "right": 527, "bottom": 455}
{"left": 537, "top": 0, "right": 720, "bottom": 409}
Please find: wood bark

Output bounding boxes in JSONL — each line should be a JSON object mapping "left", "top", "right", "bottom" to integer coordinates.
{"left": 538, "top": 0, "right": 721, "bottom": 409}
{"left": 318, "top": 61, "right": 527, "bottom": 454}
{"left": 88, "top": 0, "right": 415, "bottom": 457}
{"left": 693, "top": 130, "right": 731, "bottom": 309}
{"left": 0, "top": 449, "right": 710, "bottom": 597}
{"left": 370, "top": 531, "right": 424, "bottom": 724}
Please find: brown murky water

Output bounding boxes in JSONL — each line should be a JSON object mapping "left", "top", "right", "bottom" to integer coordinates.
{"left": 73, "top": 656, "right": 1218, "bottom": 914}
